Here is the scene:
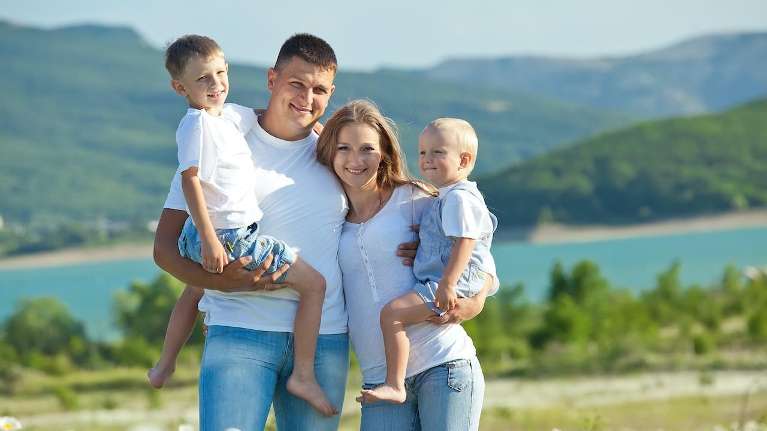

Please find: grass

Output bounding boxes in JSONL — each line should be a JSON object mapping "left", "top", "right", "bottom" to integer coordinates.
{"left": 2, "top": 367, "right": 767, "bottom": 431}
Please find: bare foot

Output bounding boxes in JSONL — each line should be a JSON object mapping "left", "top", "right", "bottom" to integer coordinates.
{"left": 287, "top": 374, "right": 338, "bottom": 416}
{"left": 358, "top": 384, "right": 407, "bottom": 404}
{"left": 147, "top": 363, "right": 175, "bottom": 389}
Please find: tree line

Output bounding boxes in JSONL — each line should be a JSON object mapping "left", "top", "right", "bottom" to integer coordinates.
{"left": 1, "top": 261, "right": 766, "bottom": 395}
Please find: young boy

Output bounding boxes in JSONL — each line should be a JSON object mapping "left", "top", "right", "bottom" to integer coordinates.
{"left": 359, "top": 118, "right": 498, "bottom": 404}
{"left": 148, "top": 35, "right": 336, "bottom": 416}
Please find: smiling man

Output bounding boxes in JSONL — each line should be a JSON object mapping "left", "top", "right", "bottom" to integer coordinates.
{"left": 154, "top": 34, "right": 349, "bottom": 430}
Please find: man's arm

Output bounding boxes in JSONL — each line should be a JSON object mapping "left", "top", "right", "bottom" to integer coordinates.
{"left": 153, "top": 208, "right": 286, "bottom": 291}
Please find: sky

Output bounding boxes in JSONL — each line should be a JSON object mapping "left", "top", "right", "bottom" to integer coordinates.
{"left": 2, "top": 0, "right": 766, "bottom": 70}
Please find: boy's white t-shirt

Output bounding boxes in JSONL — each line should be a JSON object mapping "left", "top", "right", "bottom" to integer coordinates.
{"left": 175, "top": 103, "right": 263, "bottom": 229}
{"left": 164, "top": 116, "right": 349, "bottom": 334}
{"left": 439, "top": 180, "right": 499, "bottom": 292}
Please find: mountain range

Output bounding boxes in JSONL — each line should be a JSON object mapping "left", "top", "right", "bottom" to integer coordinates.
{"left": 1, "top": 20, "right": 765, "bottom": 227}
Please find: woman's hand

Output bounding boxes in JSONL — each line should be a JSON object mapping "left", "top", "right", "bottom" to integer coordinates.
{"left": 428, "top": 276, "right": 493, "bottom": 324}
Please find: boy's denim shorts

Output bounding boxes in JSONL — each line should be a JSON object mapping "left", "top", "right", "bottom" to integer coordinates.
{"left": 178, "top": 217, "right": 295, "bottom": 283}
{"left": 414, "top": 265, "right": 487, "bottom": 316}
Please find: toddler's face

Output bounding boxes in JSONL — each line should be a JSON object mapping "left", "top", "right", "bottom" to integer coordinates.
{"left": 418, "top": 129, "right": 468, "bottom": 187}
{"left": 173, "top": 54, "right": 229, "bottom": 115}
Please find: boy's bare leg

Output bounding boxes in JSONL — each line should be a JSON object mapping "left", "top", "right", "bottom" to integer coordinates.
{"left": 359, "top": 292, "right": 434, "bottom": 404}
{"left": 148, "top": 285, "right": 204, "bottom": 389}
{"left": 282, "top": 258, "right": 337, "bottom": 416}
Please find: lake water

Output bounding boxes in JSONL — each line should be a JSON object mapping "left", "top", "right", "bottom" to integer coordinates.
{"left": 1, "top": 226, "right": 766, "bottom": 340}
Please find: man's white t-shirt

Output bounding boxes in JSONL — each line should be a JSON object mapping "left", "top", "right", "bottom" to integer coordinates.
{"left": 164, "top": 116, "right": 349, "bottom": 334}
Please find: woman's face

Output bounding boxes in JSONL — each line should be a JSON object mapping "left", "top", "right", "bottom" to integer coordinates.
{"left": 333, "top": 122, "right": 383, "bottom": 192}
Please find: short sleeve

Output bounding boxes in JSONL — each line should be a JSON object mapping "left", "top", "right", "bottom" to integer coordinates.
{"left": 440, "top": 190, "right": 492, "bottom": 239}
{"left": 411, "top": 185, "right": 435, "bottom": 225}
{"left": 163, "top": 171, "right": 187, "bottom": 211}
{"left": 176, "top": 110, "right": 218, "bottom": 182}
{"left": 224, "top": 103, "right": 257, "bottom": 134}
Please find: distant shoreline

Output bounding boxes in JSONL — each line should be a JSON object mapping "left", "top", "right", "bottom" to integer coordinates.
{"left": 0, "top": 242, "right": 154, "bottom": 270}
{"left": 495, "top": 209, "right": 767, "bottom": 244}
{"left": 2, "top": 209, "right": 767, "bottom": 270}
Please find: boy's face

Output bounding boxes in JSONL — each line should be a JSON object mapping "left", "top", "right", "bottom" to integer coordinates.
{"left": 267, "top": 56, "right": 335, "bottom": 131}
{"left": 418, "top": 128, "right": 471, "bottom": 187}
{"left": 172, "top": 54, "right": 229, "bottom": 115}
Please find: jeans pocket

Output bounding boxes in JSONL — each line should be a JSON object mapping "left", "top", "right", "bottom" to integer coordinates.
{"left": 446, "top": 359, "right": 471, "bottom": 392}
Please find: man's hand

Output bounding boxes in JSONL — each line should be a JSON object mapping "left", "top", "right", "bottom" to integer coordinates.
{"left": 434, "top": 280, "right": 458, "bottom": 312}
{"left": 201, "top": 239, "right": 229, "bottom": 274}
{"left": 220, "top": 254, "right": 289, "bottom": 292}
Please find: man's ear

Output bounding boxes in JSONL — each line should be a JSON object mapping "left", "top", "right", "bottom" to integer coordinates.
{"left": 170, "top": 79, "right": 186, "bottom": 96}
{"left": 267, "top": 67, "right": 277, "bottom": 91}
{"left": 459, "top": 152, "right": 473, "bottom": 170}
{"left": 329, "top": 84, "right": 336, "bottom": 97}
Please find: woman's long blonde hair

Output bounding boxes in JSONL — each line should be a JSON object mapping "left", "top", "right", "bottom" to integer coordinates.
{"left": 317, "top": 99, "right": 434, "bottom": 194}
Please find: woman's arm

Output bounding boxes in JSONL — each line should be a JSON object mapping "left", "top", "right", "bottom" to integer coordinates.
{"left": 153, "top": 208, "right": 286, "bottom": 291}
{"left": 427, "top": 275, "right": 493, "bottom": 325}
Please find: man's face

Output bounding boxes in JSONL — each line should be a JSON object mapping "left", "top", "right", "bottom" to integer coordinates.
{"left": 267, "top": 56, "right": 336, "bottom": 131}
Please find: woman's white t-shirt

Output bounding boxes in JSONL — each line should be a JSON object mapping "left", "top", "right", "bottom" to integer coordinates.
{"left": 339, "top": 185, "right": 477, "bottom": 384}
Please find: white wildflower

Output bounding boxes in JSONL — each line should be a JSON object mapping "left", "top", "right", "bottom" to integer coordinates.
{"left": 0, "top": 417, "right": 22, "bottom": 431}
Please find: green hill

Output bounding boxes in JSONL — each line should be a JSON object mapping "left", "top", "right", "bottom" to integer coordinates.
{"left": 425, "top": 33, "right": 767, "bottom": 118}
{"left": 0, "top": 21, "right": 630, "bottom": 226}
{"left": 480, "top": 98, "right": 767, "bottom": 226}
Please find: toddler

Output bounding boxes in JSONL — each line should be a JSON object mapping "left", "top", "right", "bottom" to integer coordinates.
{"left": 359, "top": 118, "right": 498, "bottom": 404}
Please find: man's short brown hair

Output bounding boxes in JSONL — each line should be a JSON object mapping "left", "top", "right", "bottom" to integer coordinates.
{"left": 165, "top": 35, "right": 223, "bottom": 79}
{"left": 274, "top": 33, "right": 337, "bottom": 73}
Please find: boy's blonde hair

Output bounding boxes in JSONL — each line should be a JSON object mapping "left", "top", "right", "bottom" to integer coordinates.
{"left": 424, "top": 118, "right": 479, "bottom": 172}
{"left": 165, "top": 35, "right": 224, "bottom": 79}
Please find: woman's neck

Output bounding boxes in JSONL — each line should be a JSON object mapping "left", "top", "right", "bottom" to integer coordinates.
{"left": 344, "top": 184, "right": 392, "bottom": 223}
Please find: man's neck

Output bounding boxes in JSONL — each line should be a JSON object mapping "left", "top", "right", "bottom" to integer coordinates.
{"left": 259, "top": 109, "right": 313, "bottom": 142}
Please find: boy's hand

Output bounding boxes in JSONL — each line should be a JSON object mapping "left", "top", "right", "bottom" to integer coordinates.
{"left": 435, "top": 280, "right": 458, "bottom": 312}
{"left": 201, "top": 239, "right": 229, "bottom": 274}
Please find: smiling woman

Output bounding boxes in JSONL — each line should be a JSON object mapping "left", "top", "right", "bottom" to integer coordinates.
{"left": 333, "top": 123, "right": 383, "bottom": 198}
{"left": 316, "top": 99, "right": 492, "bottom": 431}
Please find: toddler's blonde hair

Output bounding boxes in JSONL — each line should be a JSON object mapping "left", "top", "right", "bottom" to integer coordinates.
{"left": 424, "top": 118, "right": 479, "bottom": 173}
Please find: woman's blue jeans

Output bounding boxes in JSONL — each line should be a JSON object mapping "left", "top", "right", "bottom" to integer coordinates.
{"left": 199, "top": 325, "right": 349, "bottom": 431}
{"left": 359, "top": 357, "right": 485, "bottom": 431}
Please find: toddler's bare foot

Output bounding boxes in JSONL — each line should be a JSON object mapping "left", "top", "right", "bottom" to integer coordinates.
{"left": 287, "top": 373, "right": 337, "bottom": 416}
{"left": 147, "top": 363, "right": 175, "bottom": 389}
{"left": 359, "top": 384, "right": 406, "bottom": 404}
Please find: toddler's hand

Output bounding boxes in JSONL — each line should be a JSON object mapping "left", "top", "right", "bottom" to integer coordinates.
{"left": 201, "top": 239, "right": 229, "bottom": 274}
{"left": 435, "top": 280, "right": 458, "bottom": 312}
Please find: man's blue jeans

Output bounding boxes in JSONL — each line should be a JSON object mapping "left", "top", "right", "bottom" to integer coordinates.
{"left": 199, "top": 325, "right": 349, "bottom": 431}
{"left": 359, "top": 357, "right": 485, "bottom": 431}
